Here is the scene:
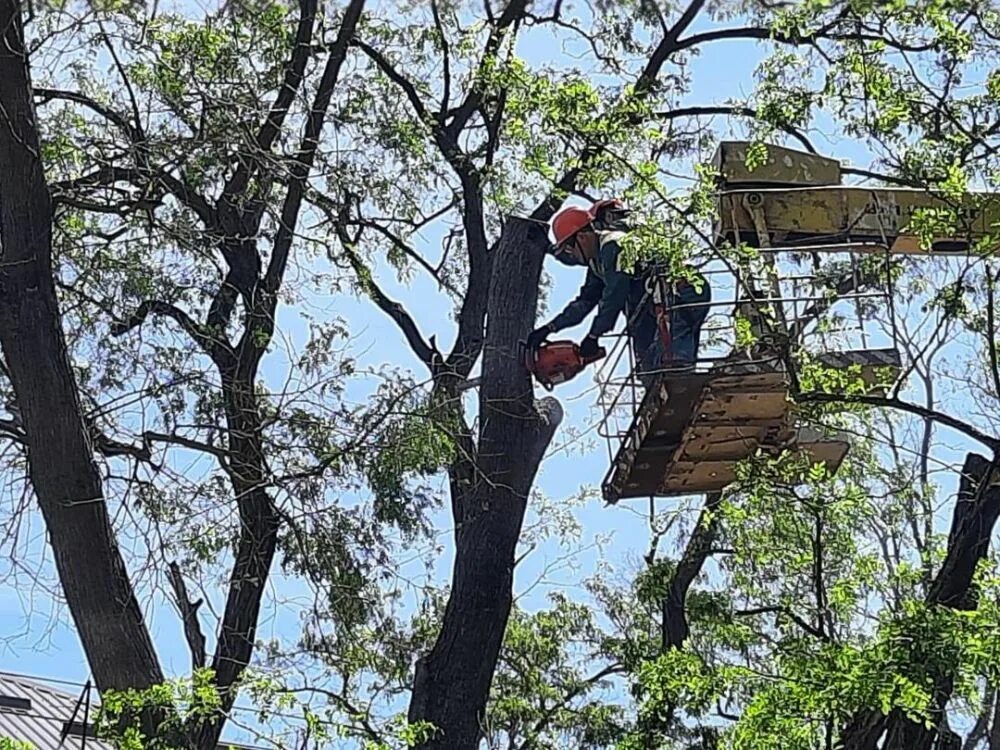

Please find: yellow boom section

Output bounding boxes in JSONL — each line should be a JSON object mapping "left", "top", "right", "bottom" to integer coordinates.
{"left": 712, "top": 142, "right": 1000, "bottom": 256}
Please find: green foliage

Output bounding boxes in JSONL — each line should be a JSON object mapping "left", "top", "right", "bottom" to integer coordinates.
{"left": 486, "top": 593, "right": 627, "bottom": 749}
{"left": 361, "top": 396, "right": 455, "bottom": 530}
{"left": 97, "top": 669, "right": 222, "bottom": 750}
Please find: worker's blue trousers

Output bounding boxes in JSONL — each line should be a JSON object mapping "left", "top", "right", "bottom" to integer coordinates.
{"left": 633, "top": 276, "right": 711, "bottom": 378}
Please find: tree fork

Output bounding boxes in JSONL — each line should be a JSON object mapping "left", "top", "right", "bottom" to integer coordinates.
{"left": 408, "top": 216, "right": 562, "bottom": 749}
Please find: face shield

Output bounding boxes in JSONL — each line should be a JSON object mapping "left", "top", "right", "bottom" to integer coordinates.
{"left": 594, "top": 204, "right": 632, "bottom": 232}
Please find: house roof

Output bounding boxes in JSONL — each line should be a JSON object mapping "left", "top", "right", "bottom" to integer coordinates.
{"left": 0, "top": 673, "right": 112, "bottom": 750}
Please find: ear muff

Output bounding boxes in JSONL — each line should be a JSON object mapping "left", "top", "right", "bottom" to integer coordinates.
{"left": 591, "top": 200, "right": 631, "bottom": 230}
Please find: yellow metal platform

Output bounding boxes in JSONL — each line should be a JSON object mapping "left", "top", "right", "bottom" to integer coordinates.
{"left": 601, "top": 349, "right": 900, "bottom": 502}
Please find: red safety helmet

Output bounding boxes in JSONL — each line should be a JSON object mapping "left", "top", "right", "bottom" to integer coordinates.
{"left": 551, "top": 199, "right": 627, "bottom": 248}
{"left": 551, "top": 205, "right": 593, "bottom": 247}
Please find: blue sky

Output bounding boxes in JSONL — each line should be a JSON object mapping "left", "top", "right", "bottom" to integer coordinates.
{"left": 0, "top": 3, "right": 991, "bottom": 746}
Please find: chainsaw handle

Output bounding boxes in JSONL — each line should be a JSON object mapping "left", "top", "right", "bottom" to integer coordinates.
{"left": 580, "top": 345, "right": 607, "bottom": 366}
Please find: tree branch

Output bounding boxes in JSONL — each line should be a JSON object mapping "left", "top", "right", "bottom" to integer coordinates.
{"left": 516, "top": 663, "right": 626, "bottom": 750}
{"left": 264, "top": 0, "right": 365, "bottom": 297}
{"left": 355, "top": 38, "right": 435, "bottom": 131}
{"left": 3, "top": 400, "right": 162, "bottom": 466}
{"left": 637, "top": 0, "right": 707, "bottom": 94}
{"left": 444, "top": 0, "right": 529, "bottom": 137}
{"left": 673, "top": 25, "right": 936, "bottom": 55}
{"left": 355, "top": 29, "right": 490, "bottom": 382}
{"left": 0, "top": 418, "right": 24, "bottom": 443}
{"left": 111, "top": 300, "right": 232, "bottom": 364}
{"left": 347, "top": 215, "right": 462, "bottom": 296}
{"left": 336, "top": 228, "right": 437, "bottom": 369}
{"left": 51, "top": 164, "right": 214, "bottom": 225}
{"left": 430, "top": 0, "right": 452, "bottom": 117}
{"left": 222, "top": 0, "right": 318, "bottom": 201}
{"left": 663, "top": 491, "right": 723, "bottom": 650}
{"left": 34, "top": 87, "right": 141, "bottom": 141}
{"left": 842, "top": 165, "right": 923, "bottom": 187}
{"left": 796, "top": 391, "right": 1000, "bottom": 452}
{"left": 658, "top": 105, "right": 817, "bottom": 153}
{"left": 734, "top": 605, "right": 829, "bottom": 640}
{"left": 143, "top": 430, "right": 230, "bottom": 466}
{"left": 789, "top": 260, "right": 893, "bottom": 342}
{"left": 168, "top": 561, "right": 207, "bottom": 671}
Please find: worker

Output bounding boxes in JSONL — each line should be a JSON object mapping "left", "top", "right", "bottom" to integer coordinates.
{"left": 527, "top": 199, "right": 711, "bottom": 382}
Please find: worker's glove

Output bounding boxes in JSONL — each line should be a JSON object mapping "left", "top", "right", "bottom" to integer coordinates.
{"left": 526, "top": 325, "right": 553, "bottom": 351}
{"left": 578, "top": 335, "right": 601, "bottom": 359}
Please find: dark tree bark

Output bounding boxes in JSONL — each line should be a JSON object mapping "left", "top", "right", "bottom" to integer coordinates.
{"left": 408, "top": 217, "right": 562, "bottom": 749}
{"left": 662, "top": 492, "right": 723, "bottom": 650}
{"left": 0, "top": 0, "right": 163, "bottom": 693}
{"left": 840, "top": 452, "right": 1000, "bottom": 750}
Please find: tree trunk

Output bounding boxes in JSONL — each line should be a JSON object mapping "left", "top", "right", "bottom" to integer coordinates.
{"left": 840, "top": 452, "right": 1000, "bottom": 750}
{"left": 192, "top": 366, "right": 280, "bottom": 749}
{"left": 408, "top": 217, "right": 560, "bottom": 749}
{"left": 0, "top": 0, "right": 162, "bottom": 693}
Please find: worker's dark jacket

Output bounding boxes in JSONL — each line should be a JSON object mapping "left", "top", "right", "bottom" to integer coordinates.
{"left": 548, "top": 232, "right": 648, "bottom": 338}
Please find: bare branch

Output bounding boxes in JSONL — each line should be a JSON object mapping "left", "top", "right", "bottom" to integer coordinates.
{"left": 338, "top": 237, "right": 438, "bottom": 369}
{"left": 673, "top": 25, "right": 937, "bottom": 54}
{"left": 355, "top": 26, "right": 491, "bottom": 380}
{"left": 34, "top": 87, "right": 141, "bottom": 141}
{"left": 842, "top": 165, "right": 924, "bottom": 187}
{"left": 662, "top": 491, "right": 722, "bottom": 650}
{"left": 789, "top": 261, "right": 892, "bottom": 342}
{"left": 111, "top": 299, "right": 232, "bottom": 364}
{"left": 351, "top": 216, "right": 462, "bottom": 297}
{"left": 0, "top": 418, "right": 24, "bottom": 443}
{"left": 986, "top": 267, "right": 1000, "bottom": 401}
{"left": 355, "top": 39, "right": 435, "bottom": 129}
{"left": 797, "top": 391, "right": 1000, "bottom": 452}
{"left": 734, "top": 606, "right": 829, "bottom": 641}
{"left": 431, "top": 0, "right": 452, "bottom": 116}
{"left": 168, "top": 561, "right": 207, "bottom": 670}
{"left": 142, "top": 430, "right": 230, "bottom": 466}
{"left": 91, "top": 427, "right": 153, "bottom": 464}
{"left": 658, "top": 104, "right": 817, "bottom": 153}
{"left": 51, "top": 164, "right": 214, "bottom": 225}
{"left": 99, "top": 26, "right": 146, "bottom": 145}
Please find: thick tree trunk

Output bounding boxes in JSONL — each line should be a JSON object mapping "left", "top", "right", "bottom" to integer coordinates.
{"left": 0, "top": 0, "right": 162, "bottom": 692}
{"left": 840, "top": 452, "right": 1000, "bottom": 750}
{"left": 408, "top": 217, "right": 560, "bottom": 749}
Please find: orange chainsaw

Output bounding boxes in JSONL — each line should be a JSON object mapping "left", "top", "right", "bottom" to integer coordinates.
{"left": 522, "top": 340, "right": 607, "bottom": 390}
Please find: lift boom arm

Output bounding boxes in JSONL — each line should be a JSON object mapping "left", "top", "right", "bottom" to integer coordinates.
{"left": 713, "top": 141, "right": 1000, "bottom": 256}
